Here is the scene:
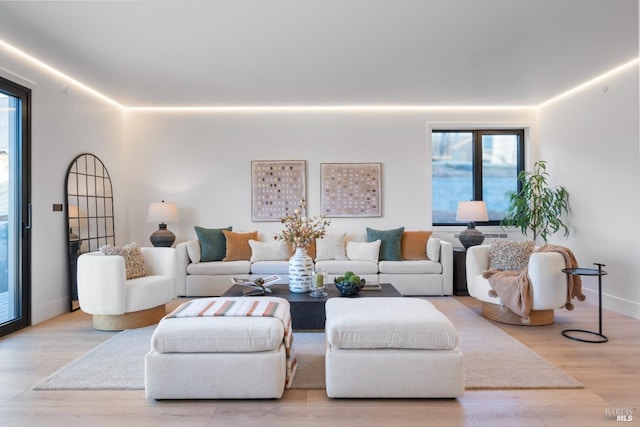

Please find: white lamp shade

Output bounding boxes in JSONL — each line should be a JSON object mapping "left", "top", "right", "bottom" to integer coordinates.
{"left": 456, "top": 201, "right": 488, "bottom": 222}
{"left": 147, "top": 201, "right": 179, "bottom": 223}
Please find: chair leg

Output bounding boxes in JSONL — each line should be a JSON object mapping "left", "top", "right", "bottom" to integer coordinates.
{"left": 92, "top": 305, "right": 166, "bottom": 331}
{"left": 481, "top": 302, "right": 554, "bottom": 326}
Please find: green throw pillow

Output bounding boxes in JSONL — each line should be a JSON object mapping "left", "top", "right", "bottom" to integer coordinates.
{"left": 366, "top": 227, "right": 405, "bottom": 261}
{"left": 194, "top": 226, "right": 232, "bottom": 262}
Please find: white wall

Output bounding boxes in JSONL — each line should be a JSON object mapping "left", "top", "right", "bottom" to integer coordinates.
{"left": 0, "top": 46, "right": 125, "bottom": 323}
{"left": 538, "top": 63, "right": 640, "bottom": 319}
{"left": 123, "top": 109, "right": 536, "bottom": 247}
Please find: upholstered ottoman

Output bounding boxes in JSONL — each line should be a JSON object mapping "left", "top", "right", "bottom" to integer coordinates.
{"left": 145, "top": 297, "right": 295, "bottom": 400}
{"left": 325, "top": 297, "right": 464, "bottom": 398}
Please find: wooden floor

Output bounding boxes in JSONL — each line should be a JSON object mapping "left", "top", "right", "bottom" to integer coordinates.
{"left": 0, "top": 296, "right": 638, "bottom": 427}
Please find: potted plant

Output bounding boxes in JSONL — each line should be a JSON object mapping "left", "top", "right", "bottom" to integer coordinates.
{"left": 501, "top": 160, "right": 569, "bottom": 243}
{"left": 276, "top": 198, "right": 330, "bottom": 293}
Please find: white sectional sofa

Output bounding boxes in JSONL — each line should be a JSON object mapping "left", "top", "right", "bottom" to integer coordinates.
{"left": 175, "top": 230, "right": 452, "bottom": 297}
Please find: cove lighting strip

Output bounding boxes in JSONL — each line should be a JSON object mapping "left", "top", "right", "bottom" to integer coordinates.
{"left": 1, "top": 38, "right": 637, "bottom": 112}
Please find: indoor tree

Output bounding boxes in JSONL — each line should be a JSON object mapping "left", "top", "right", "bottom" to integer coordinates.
{"left": 501, "top": 160, "right": 569, "bottom": 243}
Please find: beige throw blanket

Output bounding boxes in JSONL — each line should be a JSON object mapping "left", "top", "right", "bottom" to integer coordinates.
{"left": 482, "top": 244, "right": 586, "bottom": 324}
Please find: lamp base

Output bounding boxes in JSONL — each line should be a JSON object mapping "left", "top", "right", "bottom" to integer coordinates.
{"left": 459, "top": 225, "right": 485, "bottom": 250}
{"left": 150, "top": 223, "right": 176, "bottom": 247}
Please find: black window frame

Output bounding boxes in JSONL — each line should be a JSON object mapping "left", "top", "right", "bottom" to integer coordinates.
{"left": 432, "top": 129, "right": 525, "bottom": 226}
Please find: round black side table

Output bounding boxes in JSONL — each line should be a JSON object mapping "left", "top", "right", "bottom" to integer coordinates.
{"left": 561, "top": 263, "right": 608, "bottom": 343}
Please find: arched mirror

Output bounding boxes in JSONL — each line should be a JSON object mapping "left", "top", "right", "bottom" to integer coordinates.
{"left": 66, "top": 153, "right": 115, "bottom": 311}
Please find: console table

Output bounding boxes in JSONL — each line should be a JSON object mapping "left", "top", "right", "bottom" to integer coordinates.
{"left": 561, "top": 263, "right": 608, "bottom": 343}
{"left": 222, "top": 283, "right": 402, "bottom": 330}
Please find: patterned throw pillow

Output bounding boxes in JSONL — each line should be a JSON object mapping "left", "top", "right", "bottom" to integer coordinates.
{"left": 489, "top": 240, "right": 535, "bottom": 271}
{"left": 100, "top": 242, "right": 149, "bottom": 280}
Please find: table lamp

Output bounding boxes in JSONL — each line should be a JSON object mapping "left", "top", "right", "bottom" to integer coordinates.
{"left": 147, "top": 200, "right": 179, "bottom": 247}
{"left": 456, "top": 201, "right": 488, "bottom": 249}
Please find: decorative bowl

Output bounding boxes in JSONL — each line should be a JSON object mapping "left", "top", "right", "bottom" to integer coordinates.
{"left": 334, "top": 278, "right": 366, "bottom": 296}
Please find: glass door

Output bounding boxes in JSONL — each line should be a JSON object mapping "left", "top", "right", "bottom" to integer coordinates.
{"left": 0, "top": 76, "right": 31, "bottom": 338}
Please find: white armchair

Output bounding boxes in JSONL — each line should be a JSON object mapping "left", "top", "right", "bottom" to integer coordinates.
{"left": 466, "top": 245, "right": 567, "bottom": 325}
{"left": 77, "top": 247, "right": 177, "bottom": 331}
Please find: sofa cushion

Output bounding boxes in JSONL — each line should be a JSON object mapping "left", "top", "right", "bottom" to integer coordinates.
{"left": 401, "top": 231, "right": 433, "bottom": 260}
{"left": 194, "top": 226, "right": 232, "bottom": 262}
{"left": 152, "top": 299, "right": 286, "bottom": 353}
{"left": 346, "top": 240, "right": 381, "bottom": 262}
{"left": 489, "top": 240, "right": 534, "bottom": 271}
{"left": 325, "top": 298, "right": 459, "bottom": 350}
{"left": 249, "top": 239, "right": 289, "bottom": 262}
{"left": 315, "top": 233, "right": 347, "bottom": 261}
{"left": 378, "top": 260, "right": 443, "bottom": 274}
{"left": 250, "top": 261, "right": 290, "bottom": 275}
{"left": 99, "top": 242, "right": 149, "bottom": 280}
{"left": 426, "top": 237, "right": 441, "bottom": 262}
{"left": 366, "top": 227, "right": 404, "bottom": 261}
{"left": 222, "top": 230, "right": 258, "bottom": 261}
{"left": 314, "top": 260, "right": 379, "bottom": 275}
{"left": 187, "top": 260, "right": 251, "bottom": 275}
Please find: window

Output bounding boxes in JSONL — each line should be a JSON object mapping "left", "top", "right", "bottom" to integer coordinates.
{"left": 432, "top": 129, "right": 524, "bottom": 225}
{"left": 0, "top": 75, "right": 31, "bottom": 338}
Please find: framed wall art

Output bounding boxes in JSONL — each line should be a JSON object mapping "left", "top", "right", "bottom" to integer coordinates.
{"left": 251, "top": 160, "right": 306, "bottom": 221}
{"left": 321, "top": 162, "right": 382, "bottom": 217}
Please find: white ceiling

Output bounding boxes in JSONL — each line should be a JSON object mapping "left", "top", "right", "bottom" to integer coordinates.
{"left": 0, "top": 0, "right": 637, "bottom": 108}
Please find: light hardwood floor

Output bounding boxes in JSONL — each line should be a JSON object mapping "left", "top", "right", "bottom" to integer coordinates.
{"left": 0, "top": 296, "right": 638, "bottom": 427}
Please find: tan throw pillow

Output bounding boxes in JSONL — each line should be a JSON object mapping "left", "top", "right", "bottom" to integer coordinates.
{"left": 222, "top": 230, "right": 258, "bottom": 261}
{"left": 489, "top": 240, "right": 535, "bottom": 271}
{"left": 100, "top": 242, "right": 149, "bottom": 280}
{"left": 401, "top": 231, "right": 433, "bottom": 260}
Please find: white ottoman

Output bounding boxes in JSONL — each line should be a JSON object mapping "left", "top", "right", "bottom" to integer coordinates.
{"left": 325, "top": 297, "right": 464, "bottom": 398}
{"left": 145, "top": 297, "right": 291, "bottom": 400}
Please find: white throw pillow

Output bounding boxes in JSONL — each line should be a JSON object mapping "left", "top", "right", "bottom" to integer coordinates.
{"left": 346, "top": 240, "right": 381, "bottom": 262}
{"left": 185, "top": 240, "right": 201, "bottom": 264}
{"left": 249, "top": 240, "right": 289, "bottom": 262}
{"left": 315, "top": 233, "right": 347, "bottom": 261}
{"left": 426, "top": 237, "right": 441, "bottom": 262}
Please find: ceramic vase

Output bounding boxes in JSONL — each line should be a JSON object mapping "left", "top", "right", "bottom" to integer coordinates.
{"left": 289, "top": 246, "right": 313, "bottom": 293}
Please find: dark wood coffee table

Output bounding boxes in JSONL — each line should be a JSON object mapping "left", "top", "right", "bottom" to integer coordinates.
{"left": 222, "top": 283, "right": 402, "bottom": 330}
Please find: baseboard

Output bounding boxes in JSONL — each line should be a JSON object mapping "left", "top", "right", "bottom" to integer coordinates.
{"left": 581, "top": 287, "right": 640, "bottom": 320}
{"left": 32, "top": 296, "right": 70, "bottom": 325}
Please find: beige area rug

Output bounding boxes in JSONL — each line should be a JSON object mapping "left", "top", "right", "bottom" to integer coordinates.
{"left": 33, "top": 298, "right": 582, "bottom": 391}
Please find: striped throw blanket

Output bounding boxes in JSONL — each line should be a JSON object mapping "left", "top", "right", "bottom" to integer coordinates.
{"left": 167, "top": 298, "right": 297, "bottom": 388}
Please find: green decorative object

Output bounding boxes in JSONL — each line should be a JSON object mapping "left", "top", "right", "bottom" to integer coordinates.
{"left": 334, "top": 271, "right": 366, "bottom": 296}
{"left": 501, "top": 160, "right": 569, "bottom": 243}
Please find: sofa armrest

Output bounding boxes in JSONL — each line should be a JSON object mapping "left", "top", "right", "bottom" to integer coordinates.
{"left": 465, "top": 245, "right": 490, "bottom": 298}
{"left": 528, "top": 252, "right": 567, "bottom": 309}
{"left": 175, "top": 241, "right": 191, "bottom": 297}
{"left": 141, "top": 247, "right": 177, "bottom": 297}
{"left": 439, "top": 241, "right": 453, "bottom": 295}
{"left": 77, "top": 252, "right": 127, "bottom": 315}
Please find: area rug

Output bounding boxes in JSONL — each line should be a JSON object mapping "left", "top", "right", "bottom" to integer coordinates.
{"left": 33, "top": 298, "right": 582, "bottom": 391}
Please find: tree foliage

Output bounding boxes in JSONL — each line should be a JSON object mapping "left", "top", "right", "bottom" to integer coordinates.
{"left": 501, "top": 160, "right": 569, "bottom": 243}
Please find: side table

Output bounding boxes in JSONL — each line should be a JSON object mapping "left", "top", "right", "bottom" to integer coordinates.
{"left": 561, "top": 263, "right": 608, "bottom": 343}
{"left": 453, "top": 247, "right": 469, "bottom": 296}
